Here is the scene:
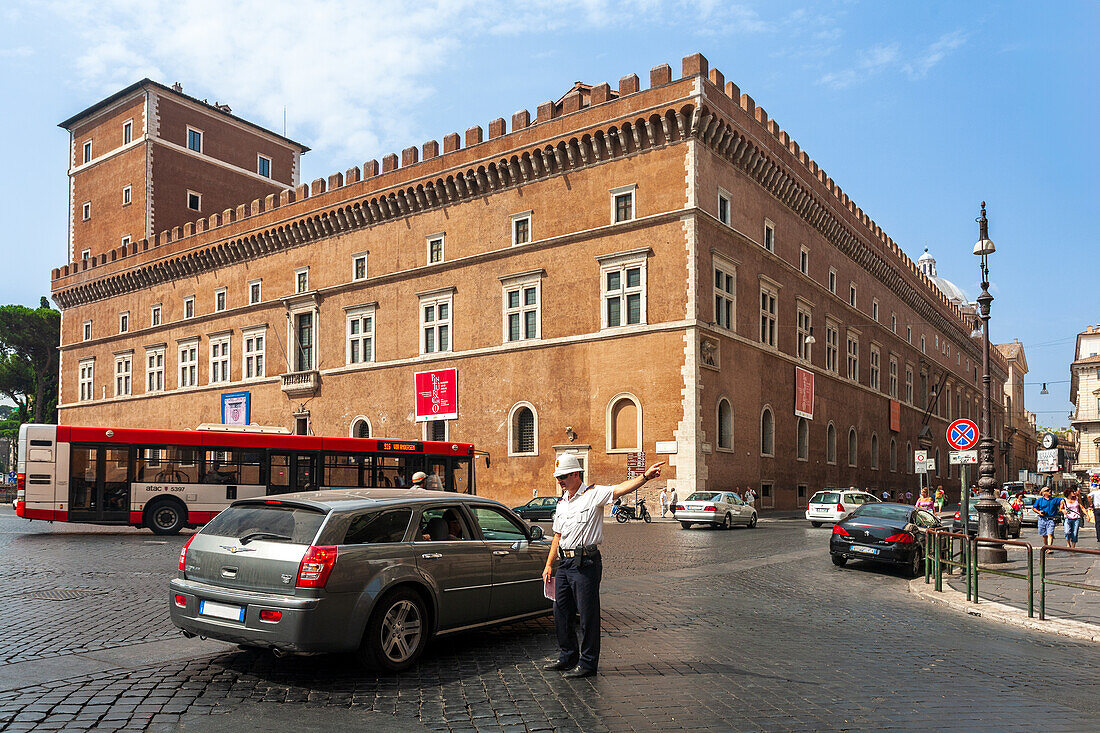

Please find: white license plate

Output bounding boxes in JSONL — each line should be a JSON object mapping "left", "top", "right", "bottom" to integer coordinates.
{"left": 814, "top": 507, "right": 830, "bottom": 513}
{"left": 199, "top": 600, "right": 245, "bottom": 621}
{"left": 850, "top": 545, "right": 880, "bottom": 555}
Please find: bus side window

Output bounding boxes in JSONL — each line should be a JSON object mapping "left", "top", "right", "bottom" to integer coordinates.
{"left": 452, "top": 457, "right": 471, "bottom": 494}
{"left": 268, "top": 455, "right": 290, "bottom": 494}
{"left": 374, "top": 456, "right": 405, "bottom": 488}
{"left": 424, "top": 459, "right": 447, "bottom": 492}
{"left": 239, "top": 451, "right": 264, "bottom": 485}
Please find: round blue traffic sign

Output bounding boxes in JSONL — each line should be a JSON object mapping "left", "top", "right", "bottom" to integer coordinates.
{"left": 947, "top": 419, "right": 979, "bottom": 451}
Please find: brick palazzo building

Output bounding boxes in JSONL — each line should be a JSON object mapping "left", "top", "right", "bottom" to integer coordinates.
{"left": 50, "top": 54, "right": 1010, "bottom": 509}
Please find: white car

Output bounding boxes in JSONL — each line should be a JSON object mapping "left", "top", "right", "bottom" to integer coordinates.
{"left": 805, "top": 490, "right": 880, "bottom": 526}
{"left": 676, "top": 491, "right": 758, "bottom": 530}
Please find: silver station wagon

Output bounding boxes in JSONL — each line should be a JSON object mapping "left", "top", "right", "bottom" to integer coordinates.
{"left": 169, "top": 489, "right": 552, "bottom": 671}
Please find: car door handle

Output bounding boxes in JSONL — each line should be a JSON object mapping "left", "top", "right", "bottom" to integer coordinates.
{"left": 493, "top": 550, "right": 510, "bottom": 556}
{"left": 421, "top": 553, "right": 443, "bottom": 559}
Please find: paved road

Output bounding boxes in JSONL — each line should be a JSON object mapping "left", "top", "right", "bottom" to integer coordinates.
{"left": 0, "top": 506, "right": 1097, "bottom": 732}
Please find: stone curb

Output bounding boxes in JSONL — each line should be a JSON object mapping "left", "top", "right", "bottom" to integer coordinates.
{"left": 907, "top": 577, "right": 1100, "bottom": 643}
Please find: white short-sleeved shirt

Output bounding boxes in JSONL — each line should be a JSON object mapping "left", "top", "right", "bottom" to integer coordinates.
{"left": 552, "top": 484, "right": 614, "bottom": 549}
{"left": 1089, "top": 489, "right": 1100, "bottom": 513}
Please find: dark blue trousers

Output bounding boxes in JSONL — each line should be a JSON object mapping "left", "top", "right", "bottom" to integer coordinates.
{"left": 554, "top": 552, "right": 602, "bottom": 672}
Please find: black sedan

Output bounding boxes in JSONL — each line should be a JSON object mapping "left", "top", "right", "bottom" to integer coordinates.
{"left": 512, "top": 496, "right": 560, "bottom": 522}
{"left": 951, "top": 498, "right": 1021, "bottom": 538}
{"left": 829, "top": 503, "right": 941, "bottom": 578}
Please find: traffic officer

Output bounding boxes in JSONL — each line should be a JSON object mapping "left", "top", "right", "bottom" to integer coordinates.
{"left": 541, "top": 453, "right": 664, "bottom": 678}
{"left": 410, "top": 471, "right": 427, "bottom": 489}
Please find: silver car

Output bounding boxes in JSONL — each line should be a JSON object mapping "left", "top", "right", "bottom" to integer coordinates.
{"left": 169, "top": 489, "right": 552, "bottom": 671}
{"left": 676, "top": 491, "right": 758, "bottom": 530}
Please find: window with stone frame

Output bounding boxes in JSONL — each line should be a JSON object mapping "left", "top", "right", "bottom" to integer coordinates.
{"left": 420, "top": 292, "right": 452, "bottom": 354}
{"left": 346, "top": 307, "right": 374, "bottom": 364}
{"left": 905, "top": 366, "right": 914, "bottom": 404}
{"left": 511, "top": 212, "right": 531, "bottom": 245}
{"left": 610, "top": 185, "right": 635, "bottom": 223}
{"left": 713, "top": 260, "right": 736, "bottom": 331}
{"left": 502, "top": 274, "right": 540, "bottom": 342}
{"left": 825, "top": 321, "right": 839, "bottom": 373}
{"left": 179, "top": 341, "right": 198, "bottom": 388}
{"left": 79, "top": 359, "right": 95, "bottom": 401}
{"left": 243, "top": 328, "right": 266, "bottom": 379}
{"left": 209, "top": 336, "right": 230, "bottom": 384}
{"left": 146, "top": 347, "right": 164, "bottom": 393}
{"left": 114, "top": 353, "right": 132, "bottom": 397}
{"left": 846, "top": 334, "right": 859, "bottom": 381}
{"left": 870, "top": 345, "right": 881, "bottom": 391}
{"left": 889, "top": 356, "right": 899, "bottom": 399}
{"left": 763, "top": 219, "right": 775, "bottom": 252}
{"left": 796, "top": 307, "right": 812, "bottom": 361}
{"left": 601, "top": 255, "right": 646, "bottom": 329}
{"left": 427, "top": 234, "right": 444, "bottom": 264}
{"left": 759, "top": 286, "right": 777, "bottom": 347}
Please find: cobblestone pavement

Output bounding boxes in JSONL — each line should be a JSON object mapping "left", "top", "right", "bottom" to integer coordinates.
{"left": 1, "top": 506, "right": 1098, "bottom": 732}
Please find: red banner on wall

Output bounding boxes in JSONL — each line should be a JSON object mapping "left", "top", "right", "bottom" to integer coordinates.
{"left": 414, "top": 368, "right": 458, "bottom": 422}
{"left": 795, "top": 367, "right": 814, "bottom": 419}
{"left": 890, "top": 399, "right": 901, "bottom": 433}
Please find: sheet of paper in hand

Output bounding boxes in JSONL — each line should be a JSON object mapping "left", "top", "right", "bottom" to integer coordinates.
{"left": 544, "top": 576, "right": 556, "bottom": 602}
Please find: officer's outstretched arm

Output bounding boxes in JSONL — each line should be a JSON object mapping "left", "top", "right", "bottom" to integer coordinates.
{"left": 611, "top": 462, "right": 665, "bottom": 499}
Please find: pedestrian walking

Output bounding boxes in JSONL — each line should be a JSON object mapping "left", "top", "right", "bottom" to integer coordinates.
{"left": 916, "top": 488, "right": 934, "bottom": 512}
{"left": 659, "top": 488, "right": 669, "bottom": 518}
{"left": 881, "top": 489, "right": 891, "bottom": 501}
{"left": 745, "top": 487, "right": 757, "bottom": 506}
{"left": 934, "top": 486, "right": 946, "bottom": 514}
{"left": 1060, "top": 487, "right": 1083, "bottom": 549}
{"left": 669, "top": 487, "right": 679, "bottom": 517}
{"left": 542, "top": 453, "right": 664, "bottom": 678}
{"left": 1033, "top": 486, "right": 1061, "bottom": 547}
{"left": 905, "top": 490, "right": 914, "bottom": 504}
{"left": 1088, "top": 483, "right": 1100, "bottom": 542}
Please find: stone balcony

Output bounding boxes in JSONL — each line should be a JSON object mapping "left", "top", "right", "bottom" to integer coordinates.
{"left": 281, "top": 370, "right": 320, "bottom": 396}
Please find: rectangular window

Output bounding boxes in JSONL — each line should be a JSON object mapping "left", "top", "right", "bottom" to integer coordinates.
{"left": 249, "top": 280, "right": 262, "bottom": 304}
{"left": 79, "top": 359, "right": 95, "bottom": 401}
{"left": 179, "top": 341, "right": 198, "bottom": 388}
{"left": 905, "top": 366, "right": 914, "bottom": 404}
{"left": 184, "top": 296, "right": 195, "bottom": 319}
{"left": 797, "top": 307, "right": 812, "bottom": 361}
{"left": 81, "top": 249, "right": 91, "bottom": 261}
{"left": 511, "top": 212, "right": 531, "bottom": 245}
{"left": 121, "top": 235, "right": 131, "bottom": 247}
{"left": 921, "top": 335, "right": 926, "bottom": 354}
{"left": 150, "top": 305, "right": 160, "bottom": 327}
{"left": 907, "top": 326, "right": 912, "bottom": 345}
{"left": 872, "top": 299, "right": 879, "bottom": 322}
{"left": 421, "top": 293, "right": 452, "bottom": 354}
{"left": 114, "top": 354, "right": 132, "bottom": 397}
{"left": 713, "top": 263, "right": 736, "bottom": 331}
{"left": 759, "top": 287, "right": 777, "bottom": 347}
{"left": 119, "top": 312, "right": 129, "bottom": 334}
{"left": 347, "top": 309, "right": 374, "bottom": 364}
{"left": 849, "top": 283, "right": 857, "bottom": 308}
{"left": 847, "top": 335, "right": 859, "bottom": 381}
{"left": 503, "top": 277, "right": 540, "bottom": 342}
{"left": 295, "top": 267, "right": 309, "bottom": 293}
{"left": 427, "top": 235, "right": 444, "bottom": 264}
{"left": 187, "top": 191, "right": 201, "bottom": 211}
{"left": 763, "top": 220, "right": 775, "bottom": 253}
{"left": 82, "top": 140, "right": 92, "bottom": 163}
{"left": 187, "top": 127, "right": 203, "bottom": 153}
{"left": 826, "top": 322, "right": 839, "bottom": 373}
{"left": 602, "top": 261, "right": 646, "bottom": 328}
{"left": 83, "top": 321, "right": 92, "bottom": 341}
{"left": 82, "top": 201, "right": 91, "bottom": 221}
{"left": 146, "top": 347, "right": 165, "bottom": 393}
{"left": 257, "top": 154, "right": 271, "bottom": 178}
{"left": 611, "top": 185, "right": 635, "bottom": 223}
{"left": 209, "top": 336, "right": 230, "bottom": 384}
{"left": 294, "top": 312, "right": 314, "bottom": 371}
{"left": 718, "top": 192, "right": 730, "bottom": 225}
{"left": 123, "top": 120, "right": 132, "bottom": 145}
{"left": 243, "top": 329, "right": 265, "bottom": 379}
{"left": 891, "top": 314, "right": 897, "bottom": 333}
{"left": 352, "top": 254, "right": 368, "bottom": 281}
{"left": 870, "top": 345, "right": 881, "bottom": 391}
{"left": 828, "top": 268, "right": 837, "bottom": 294}
{"left": 799, "top": 247, "right": 809, "bottom": 275}
{"left": 214, "top": 287, "right": 227, "bottom": 313}
{"left": 889, "top": 356, "right": 899, "bottom": 399}
{"left": 122, "top": 185, "right": 131, "bottom": 206}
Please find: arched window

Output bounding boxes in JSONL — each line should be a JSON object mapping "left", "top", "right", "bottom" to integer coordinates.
{"left": 350, "top": 416, "right": 371, "bottom": 438}
{"left": 848, "top": 428, "right": 857, "bottom": 467}
{"left": 717, "top": 398, "right": 733, "bottom": 450}
{"left": 906, "top": 441, "right": 913, "bottom": 474}
{"left": 890, "top": 439, "right": 898, "bottom": 472}
{"left": 827, "top": 423, "right": 837, "bottom": 464}
{"left": 797, "top": 418, "right": 809, "bottom": 461}
{"left": 508, "top": 402, "right": 537, "bottom": 456}
{"left": 870, "top": 433, "right": 879, "bottom": 469}
{"left": 607, "top": 393, "right": 641, "bottom": 451}
{"left": 760, "top": 407, "right": 774, "bottom": 456}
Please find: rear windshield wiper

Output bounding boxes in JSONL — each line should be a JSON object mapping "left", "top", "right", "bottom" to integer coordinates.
{"left": 239, "top": 531, "right": 293, "bottom": 545}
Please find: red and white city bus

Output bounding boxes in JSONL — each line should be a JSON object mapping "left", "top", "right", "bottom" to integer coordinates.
{"left": 15, "top": 423, "right": 477, "bottom": 534}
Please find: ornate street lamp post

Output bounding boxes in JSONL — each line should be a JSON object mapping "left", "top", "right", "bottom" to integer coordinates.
{"left": 973, "top": 202, "right": 1007, "bottom": 563}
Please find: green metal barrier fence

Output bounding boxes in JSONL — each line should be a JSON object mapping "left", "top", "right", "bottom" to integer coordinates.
{"left": 926, "top": 529, "right": 1035, "bottom": 617}
{"left": 1039, "top": 545, "right": 1100, "bottom": 621}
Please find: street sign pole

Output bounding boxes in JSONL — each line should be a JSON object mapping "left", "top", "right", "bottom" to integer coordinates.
{"left": 961, "top": 463, "right": 969, "bottom": 537}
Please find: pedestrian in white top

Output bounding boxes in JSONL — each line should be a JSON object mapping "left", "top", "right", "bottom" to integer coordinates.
{"left": 1089, "top": 484, "right": 1100, "bottom": 543}
{"left": 659, "top": 488, "right": 669, "bottom": 518}
{"left": 541, "top": 453, "right": 664, "bottom": 678}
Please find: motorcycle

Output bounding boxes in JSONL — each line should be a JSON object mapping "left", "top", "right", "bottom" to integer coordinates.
{"left": 614, "top": 498, "right": 652, "bottom": 523}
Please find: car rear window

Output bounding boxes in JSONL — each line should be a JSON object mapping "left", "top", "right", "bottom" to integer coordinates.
{"left": 686, "top": 492, "right": 720, "bottom": 502}
{"left": 201, "top": 503, "right": 327, "bottom": 544}
{"left": 853, "top": 503, "right": 913, "bottom": 521}
{"left": 343, "top": 509, "right": 413, "bottom": 545}
{"left": 810, "top": 492, "right": 840, "bottom": 504}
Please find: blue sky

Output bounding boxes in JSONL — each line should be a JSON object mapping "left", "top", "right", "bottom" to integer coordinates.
{"left": 0, "top": 1, "right": 1096, "bottom": 427}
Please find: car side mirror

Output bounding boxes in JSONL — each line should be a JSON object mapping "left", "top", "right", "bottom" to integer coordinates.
{"left": 528, "top": 525, "right": 545, "bottom": 541}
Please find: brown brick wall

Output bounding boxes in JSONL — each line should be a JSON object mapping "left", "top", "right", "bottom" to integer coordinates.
{"left": 70, "top": 147, "right": 148, "bottom": 260}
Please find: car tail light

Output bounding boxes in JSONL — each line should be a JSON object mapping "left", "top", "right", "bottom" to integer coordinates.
{"left": 836, "top": 503, "right": 844, "bottom": 513}
{"left": 954, "top": 511, "right": 961, "bottom": 520}
{"left": 703, "top": 506, "right": 717, "bottom": 512}
{"left": 16, "top": 473, "right": 25, "bottom": 493}
{"left": 832, "top": 524, "right": 850, "bottom": 536}
{"left": 296, "top": 546, "right": 337, "bottom": 588}
{"left": 674, "top": 504, "right": 684, "bottom": 511}
{"left": 174, "top": 594, "right": 187, "bottom": 608}
{"left": 259, "top": 610, "right": 282, "bottom": 623}
{"left": 178, "top": 534, "right": 195, "bottom": 572}
{"left": 264, "top": 500, "right": 282, "bottom": 505}
{"left": 885, "top": 532, "right": 915, "bottom": 543}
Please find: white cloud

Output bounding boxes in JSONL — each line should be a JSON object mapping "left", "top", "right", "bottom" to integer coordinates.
{"left": 818, "top": 30, "right": 966, "bottom": 89}
{"left": 904, "top": 30, "right": 967, "bottom": 79}
{"left": 0, "top": 46, "right": 33, "bottom": 58}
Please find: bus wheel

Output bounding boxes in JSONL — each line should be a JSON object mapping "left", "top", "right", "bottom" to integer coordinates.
{"left": 145, "top": 499, "right": 186, "bottom": 535}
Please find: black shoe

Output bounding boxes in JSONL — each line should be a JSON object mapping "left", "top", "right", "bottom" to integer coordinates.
{"left": 543, "top": 660, "right": 575, "bottom": 671}
{"left": 564, "top": 666, "right": 597, "bottom": 678}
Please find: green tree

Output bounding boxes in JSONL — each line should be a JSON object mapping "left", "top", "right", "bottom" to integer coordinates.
{"left": 0, "top": 297, "right": 60, "bottom": 427}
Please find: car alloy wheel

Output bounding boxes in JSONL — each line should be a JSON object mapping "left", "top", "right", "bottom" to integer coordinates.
{"left": 748, "top": 513, "right": 757, "bottom": 529}
{"left": 381, "top": 600, "right": 423, "bottom": 665}
{"left": 722, "top": 514, "right": 732, "bottom": 530}
{"left": 361, "top": 588, "right": 429, "bottom": 672}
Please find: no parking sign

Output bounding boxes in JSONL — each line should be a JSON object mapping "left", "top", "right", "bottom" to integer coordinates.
{"left": 947, "top": 419, "right": 979, "bottom": 451}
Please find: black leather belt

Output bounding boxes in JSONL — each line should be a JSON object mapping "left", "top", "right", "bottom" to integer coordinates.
{"left": 559, "top": 545, "right": 600, "bottom": 559}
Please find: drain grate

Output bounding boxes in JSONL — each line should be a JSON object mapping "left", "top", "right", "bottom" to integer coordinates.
{"left": 19, "top": 588, "right": 109, "bottom": 601}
